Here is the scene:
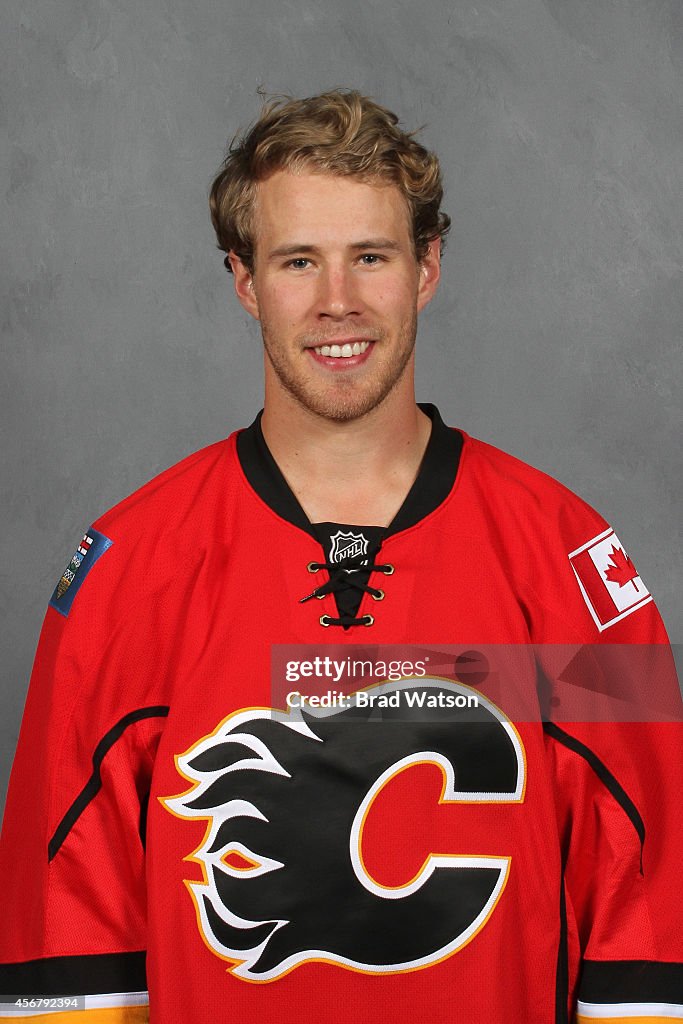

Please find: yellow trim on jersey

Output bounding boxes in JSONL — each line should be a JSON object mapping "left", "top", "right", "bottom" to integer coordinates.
{"left": 0, "top": 1008, "right": 149, "bottom": 1023}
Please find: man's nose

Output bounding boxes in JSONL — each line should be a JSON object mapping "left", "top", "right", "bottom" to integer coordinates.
{"left": 316, "top": 265, "right": 363, "bottom": 318}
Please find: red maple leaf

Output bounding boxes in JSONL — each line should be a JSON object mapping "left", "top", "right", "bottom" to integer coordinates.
{"left": 604, "top": 546, "right": 639, "bottom": 592}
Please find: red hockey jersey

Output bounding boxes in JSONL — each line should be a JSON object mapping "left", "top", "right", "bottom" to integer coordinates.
{"left": 1, "top": 406, "right": 681, "bottom": 1023}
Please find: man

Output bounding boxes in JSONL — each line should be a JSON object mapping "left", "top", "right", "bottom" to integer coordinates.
{"left": 0, "top": 90, "right": 680, "bottom": 1022}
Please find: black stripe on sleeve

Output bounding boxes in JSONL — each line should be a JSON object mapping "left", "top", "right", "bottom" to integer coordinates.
{"left": 542, "top": 722, "right": 645, "bottom": 861}
{"left": 555, "top": 873, "right": 569, "bottom": 1024}
{"left": 579, "top": 959, "right": 683, "bottom": 1002}
{"left": 48, "top": 706, "right": 170, "bottom": 861}
{"left": 0, "top": 950, "right": 146, "bottom": 997}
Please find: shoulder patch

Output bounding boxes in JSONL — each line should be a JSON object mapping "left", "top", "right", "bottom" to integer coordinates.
{"left": 49, "top": 528, "right": 113, "bottom": 617}
{"left": 568, "top": 527, "right": 652, "bottom": 631}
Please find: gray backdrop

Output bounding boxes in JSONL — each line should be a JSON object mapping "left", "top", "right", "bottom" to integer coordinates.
{"left": 2, "top": 0, "right": 681, "bottom": 815}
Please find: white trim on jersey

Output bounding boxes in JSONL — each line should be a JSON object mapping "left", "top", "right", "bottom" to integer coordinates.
{"left": 85, "top": 992, "right": 149, "bottom": 1010}
{"left": 0, "top": 991, "right": 149, "bottom": 1017}
{"left": 577, "top": 1000, "right": 683, "bottom": 1019}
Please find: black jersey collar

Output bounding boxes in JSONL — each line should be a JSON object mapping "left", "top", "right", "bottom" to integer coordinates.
{"left": 236, "top": 403, "right": 463, "bottom": 538}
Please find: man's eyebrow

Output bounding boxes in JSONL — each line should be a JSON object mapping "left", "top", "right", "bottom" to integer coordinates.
{"left": 266, "top": 244, "right": 319, "bottom": 261}
{"left": 349, "top": 238, "right": 404, "bottom": 252}
{"left": 266, "top": 238, "right": 404, "bottom": 260}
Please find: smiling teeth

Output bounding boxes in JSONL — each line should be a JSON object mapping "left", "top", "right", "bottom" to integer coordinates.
{"left": 314, "top": 341, "right": 371, "bottom": 358}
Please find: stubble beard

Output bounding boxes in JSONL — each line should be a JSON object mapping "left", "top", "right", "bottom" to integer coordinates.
{"left": 260, "top": 312, "right": 419, "bottom": 424}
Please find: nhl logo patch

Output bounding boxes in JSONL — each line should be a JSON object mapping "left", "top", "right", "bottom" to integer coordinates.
{"left": 49, "top": 527, "right": 113, "bottom": 617}
{"left": 329, "top": 529, "right": 369, "bottom": 566}
{"left": 568, "top": 527, "right": 652, "bottom": 631}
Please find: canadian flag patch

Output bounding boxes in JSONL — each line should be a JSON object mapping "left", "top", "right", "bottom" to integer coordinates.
{"left": 568, "top": 527, "right": 652, "bottom": 631}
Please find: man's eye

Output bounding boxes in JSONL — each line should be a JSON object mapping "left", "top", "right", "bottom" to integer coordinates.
{"left": 288, "top": 258, "right": 311, "bottom": 270}
{"left": 359, "top": 254, "right": 382, "bottom": 265}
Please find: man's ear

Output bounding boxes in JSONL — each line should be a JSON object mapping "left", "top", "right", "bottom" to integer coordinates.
{"left": 228, "top": 251, "right": 260, "bottom": 320}
{"left": 416, "top": 236, "right": 442, "bottom": 314}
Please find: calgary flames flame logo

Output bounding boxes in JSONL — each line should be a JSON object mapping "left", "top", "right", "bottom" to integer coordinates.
{"left": 162, "top": 678, "right": 525, "bottom": 982}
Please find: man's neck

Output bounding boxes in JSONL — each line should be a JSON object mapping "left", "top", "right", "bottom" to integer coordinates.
{"left": 260, "top": 393, "right": 432, "bottom": 527}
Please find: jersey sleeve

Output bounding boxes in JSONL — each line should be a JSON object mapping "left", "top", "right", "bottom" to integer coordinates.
{"left": 0, "top": 526, "right": 169, "bottom": 1023}
{"left": 530, "top": 502, "right": 683, "bottom": 1021}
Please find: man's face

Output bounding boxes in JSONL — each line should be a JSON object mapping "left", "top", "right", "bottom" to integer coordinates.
{"left": 230, "top": 170, "right": 440, "bottom": 423}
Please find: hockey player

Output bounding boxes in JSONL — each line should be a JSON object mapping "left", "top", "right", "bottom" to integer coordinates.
{"left": 0, "top": 90, "right": 681, "bottom": 1023}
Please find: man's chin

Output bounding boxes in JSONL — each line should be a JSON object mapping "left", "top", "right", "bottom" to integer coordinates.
{"left": 285, "top": 381, "right": 398, "bottom": 424}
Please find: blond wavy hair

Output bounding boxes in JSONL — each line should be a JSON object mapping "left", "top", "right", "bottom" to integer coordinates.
{"left": 209, "top": 89, "right": 451, "bottom": 273}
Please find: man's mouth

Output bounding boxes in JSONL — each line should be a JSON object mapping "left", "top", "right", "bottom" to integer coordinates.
{"left": 311, "top": 340, "right": 372, "bottom": 359}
